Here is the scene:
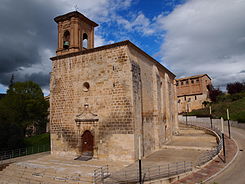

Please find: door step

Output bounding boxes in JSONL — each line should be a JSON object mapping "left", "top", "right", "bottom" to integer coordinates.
{"left": 74, "top": 152, "right": 93, "bottom": 161}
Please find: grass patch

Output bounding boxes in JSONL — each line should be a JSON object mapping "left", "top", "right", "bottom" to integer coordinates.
{"left": 24, "top": 133, "right": 50, "bottom": 146}
{"left": 189, "top": 92, "right": 245, "bottom": 123}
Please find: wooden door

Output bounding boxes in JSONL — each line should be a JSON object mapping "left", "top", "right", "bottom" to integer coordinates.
{"left": 82, "top": 130, "right": 93, "bottom": 153}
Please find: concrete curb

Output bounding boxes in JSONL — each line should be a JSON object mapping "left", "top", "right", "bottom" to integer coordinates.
{"left": 201, "top": 136, "right": 239, "bottom": 183}
{"left": 161, "top": 145, "right": 214, "bottom": 151}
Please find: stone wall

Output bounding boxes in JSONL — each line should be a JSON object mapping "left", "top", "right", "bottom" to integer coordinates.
{"left": 178, "top": 115, "right": 245, "bottom": 129}
{"left": 50, "top": 45, "right": 135, "bottom": 161}
{"left": 177, "top": 93, "right": 208, "bottom": 113}
{"left": 50, "top": 41, "right": 178, "bottom": 161}
{"left": 127, "top": 46, "right": 177, "bottom": 157}
{"left": 176, "top": 75, "right": 211, "bottom": 113}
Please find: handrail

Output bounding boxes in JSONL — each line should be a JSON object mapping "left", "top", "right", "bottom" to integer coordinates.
{"left": 0, "top": 144, "right": 50, "bottom": 163}
{"left": 95, "top": 120, "right": 224, "bottom": 184}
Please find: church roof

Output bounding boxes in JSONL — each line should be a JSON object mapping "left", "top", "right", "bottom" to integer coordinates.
{"left": 54, "top": 11, "right": 98, "bottom": 27}
{"left": 50, "top": 40, "right": 175, "bottom": 78}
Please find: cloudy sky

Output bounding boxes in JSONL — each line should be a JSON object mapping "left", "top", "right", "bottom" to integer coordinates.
{"left": 0, "top": 0, "right": 245, "bottom": 94}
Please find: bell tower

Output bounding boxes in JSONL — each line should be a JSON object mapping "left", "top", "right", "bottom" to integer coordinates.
{"left": 54, "top": 11, "right": 98, "bottom": 56}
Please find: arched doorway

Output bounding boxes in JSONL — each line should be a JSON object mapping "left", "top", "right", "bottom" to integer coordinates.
{"left": 81, "top": 130, "right": 93, "bottom": 154}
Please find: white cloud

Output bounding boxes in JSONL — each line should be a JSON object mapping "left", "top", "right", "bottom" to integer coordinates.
{"left": 115, "top": 13, "right": 155, "bottom": 35}
{"left": 52, "top": 0, "right": 132, "bottom": 22}
{"left": 158, "top": 0, "right": 245, "bottom": 87}
{"left": 94, "top": 34, "right": 106, "bottom": 47}
{"left": 0, "top": 84, "right": 7, "bottom": 93}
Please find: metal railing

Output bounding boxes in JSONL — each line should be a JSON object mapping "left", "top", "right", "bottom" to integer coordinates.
{"left": 0, "top": 144, "right": 50, "bottom": 163}
{"left": 184, "top": 120, "right": 223, "bottom": 166}
{"left": 104, "top": 161, "right": 193, "bottom": 184}
{"left": 93, "top": 165, "right": 110, "bottom": 184}
{"left": 197, "top": 140, "right": 222, "bottom": 166}
{"left": 94, "top": 120, "right": 224, "bottom": 184}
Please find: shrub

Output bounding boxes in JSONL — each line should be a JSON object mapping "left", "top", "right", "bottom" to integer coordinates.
{"left": 207, "top": 84, "right": 223, "bottom": 102}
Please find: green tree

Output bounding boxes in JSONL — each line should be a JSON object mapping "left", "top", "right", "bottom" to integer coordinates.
{"left": 207, "top": 84, "right": 223, "bottom": 102}
{"left": 0, "top": 81, "right": 49, "bottom": 149}
{"left": 226, "top": 81, "right": 245, "bottom": 95}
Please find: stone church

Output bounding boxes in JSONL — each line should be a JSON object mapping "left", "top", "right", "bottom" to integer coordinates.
{"left": 50, "top": 11, "right": 178, "bottom": 161}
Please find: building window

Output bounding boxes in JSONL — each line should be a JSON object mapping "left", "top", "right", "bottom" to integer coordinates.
{"left": 83, "top": 82, "right": 90, "bottom": 92}
{"left": 178, "top": 99, "right": 181, "bottom": 103}
{"left": 191, "top": 80, "right": 194, "bottom": 84}
{"left": 195, "top": 96, "right": 197, "bottom": 100}
{"left": 186, "top": 80, "right": 189, "bottom": 84}
{"left": 176, "top": 82, "right": 179, "bottom": 86}
{"left": 181, "top": 81, "right": 184, "bottom": 85}
{"left": 184, "top": 96, "right": 186, "bottom": 101}
{"left": 188, "top": 98, "right": 191, "bottom": 102}
{"left": 196, "top": 79, "right": 199, "bottom": 83}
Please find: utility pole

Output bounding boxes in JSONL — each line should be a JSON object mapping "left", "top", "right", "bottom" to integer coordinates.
{"left": 185, "top": 103, "right": 188, "bottom": 125}
{"left": 209, "top": 106, "right": 213, "bottom": 129}
{"left": 138, "top": 136, "right": 142, "bottom": 184}
{"left": 227, "top": 109, "right": 231, "bottom": 138}
{"left": 221, "top": 117, "right": 226, "bottom": 163}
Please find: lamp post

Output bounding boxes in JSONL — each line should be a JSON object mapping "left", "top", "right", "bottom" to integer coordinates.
{"left": 221, "top": 117, "right": 226, "bottom": 163}
{"left": 209, "top": 106, "right": 213, "bottom": 129}
{"left": 227, "top": 109, "right": 231, "bottom": 138}
{"left": 138, "top": 136, "right": 142, "bottom": 184}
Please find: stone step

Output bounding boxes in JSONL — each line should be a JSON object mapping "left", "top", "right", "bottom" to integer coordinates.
{"left": 0, "top": 172, "right": 93, "bottom": 184}
{"left": 0, "top": 163, "right": 94, "bottom": 184}
{"left": 0, "top": 175, "right": 21, "bottom": 184}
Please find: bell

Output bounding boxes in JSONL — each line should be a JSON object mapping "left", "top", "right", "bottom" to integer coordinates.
{"left": 64, "top": 41, "right": 69, "bottom": 46}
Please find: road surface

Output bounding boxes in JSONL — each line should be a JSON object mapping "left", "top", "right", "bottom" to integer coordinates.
{"left": 208, "top": 126, "right": 245, "bottom": 184}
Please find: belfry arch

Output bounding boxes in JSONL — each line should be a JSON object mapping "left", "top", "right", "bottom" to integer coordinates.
{"left": 63, "top": 30, "right": 70, "bottom": 49}
{"left": 82, "top": 33, "right": 88, "bottom": 49}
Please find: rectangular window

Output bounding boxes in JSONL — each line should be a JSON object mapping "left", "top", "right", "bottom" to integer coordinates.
{"left": 195, "top": 96, "right": 197, "bottom": 100}
{"left": 191, "top": 80, "right": 194, "bottom": 84}
{"left": 181, "top": 81, "right": 184, "bottom": 85}
{"left": 186, "top": 80, "right": 189, "bottom": 84}
{"left": 196, "top": 79, "right": 199, "bottom": 83}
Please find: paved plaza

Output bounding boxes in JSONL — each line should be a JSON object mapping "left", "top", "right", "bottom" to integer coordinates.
{"left": 0, "top": 124, "right": 217, "bottom": 184}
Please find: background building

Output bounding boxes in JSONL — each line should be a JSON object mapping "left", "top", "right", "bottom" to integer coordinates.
{"left": 50, "top": 11, "right": 178, "bottom": 162}
{"left": 176, "top": 74, "right": 211, "bottom": 114}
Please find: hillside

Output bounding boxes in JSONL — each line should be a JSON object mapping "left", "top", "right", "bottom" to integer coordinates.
{"left": 188, "top": 92, "right": 245, "bottom": 123}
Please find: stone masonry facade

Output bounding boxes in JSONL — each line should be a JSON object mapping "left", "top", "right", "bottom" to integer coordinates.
{"left": 176, "top": 74, "right": 211, "bottom": 113}
{"left": 50, "top": 11, "right": 178, "bottom": 162}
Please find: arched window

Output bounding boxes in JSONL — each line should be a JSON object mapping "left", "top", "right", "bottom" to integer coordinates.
{"left": 63, "top": 30, "right": 70, "bottom": 49}
{"left": 82, "top": 33, "right": 88, "bottom": 49}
